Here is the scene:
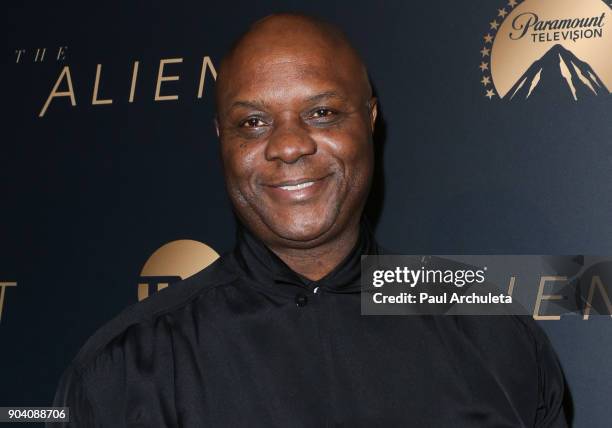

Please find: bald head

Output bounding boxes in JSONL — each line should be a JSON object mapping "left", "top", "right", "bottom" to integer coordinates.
{"left": 216, "top": 13, "right": 372, "bottom": 111}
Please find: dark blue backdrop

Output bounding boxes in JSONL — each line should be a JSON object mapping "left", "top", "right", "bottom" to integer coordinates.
{"left": 2, "top": 1, "right": 612, "bottom": 426}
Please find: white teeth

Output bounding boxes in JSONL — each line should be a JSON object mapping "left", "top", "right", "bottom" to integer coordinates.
{"left": 279, "top": 181, "right": 315, "bottom": 191}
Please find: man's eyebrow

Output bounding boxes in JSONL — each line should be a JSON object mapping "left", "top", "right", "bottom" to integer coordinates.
{"left": 305, "top": 91, "right": 348, "bottom": 104}
{"left": 228, "top": 99, "right": 269, "bottom": 112}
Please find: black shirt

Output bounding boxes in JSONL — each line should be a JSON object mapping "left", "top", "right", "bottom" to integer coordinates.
{"left": 51, "top": 219, "right": 567, "bottom": 427}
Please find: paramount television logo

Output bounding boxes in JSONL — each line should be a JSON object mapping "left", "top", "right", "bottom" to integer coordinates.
{"left": 478, "top": 0, "right": 612, "bottom": 101}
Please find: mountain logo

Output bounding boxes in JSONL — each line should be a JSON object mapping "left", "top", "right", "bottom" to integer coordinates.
{"left": 507, "top": 44, "right": 609, "bottom": 100}
{"left": 479, "top": 0, "right": 612, "bottom": 101}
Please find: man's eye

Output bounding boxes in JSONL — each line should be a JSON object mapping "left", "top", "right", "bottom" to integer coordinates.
{"left": 241, "top": 117, "right": 265, "bottom": 128}
{"left": 312, "top": 108, "right": 335, "bottom": 118}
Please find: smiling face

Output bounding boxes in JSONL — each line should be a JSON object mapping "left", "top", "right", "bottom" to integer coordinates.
{"left": 215, "top": 15, "right": 377, "bottom": 250}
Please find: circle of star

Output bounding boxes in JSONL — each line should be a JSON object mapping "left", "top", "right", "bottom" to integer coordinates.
{"left": 479, "top": 0, "right": 521, "bottom": 100}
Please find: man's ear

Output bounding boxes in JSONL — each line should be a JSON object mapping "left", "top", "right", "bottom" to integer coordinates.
{"left": 214, "top": 116, "right": 220, "bottom": 138}
{"left": 368, "top": 97, "right": 378, "bottom": 133}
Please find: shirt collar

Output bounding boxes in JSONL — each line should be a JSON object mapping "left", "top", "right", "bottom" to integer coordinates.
{"left": 232, "top": 216, "right": 381, "bottom": 295}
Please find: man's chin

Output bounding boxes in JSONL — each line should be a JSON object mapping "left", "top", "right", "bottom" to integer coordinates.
{"left": 267, "top": 217, "right": 336, "bottom": 246}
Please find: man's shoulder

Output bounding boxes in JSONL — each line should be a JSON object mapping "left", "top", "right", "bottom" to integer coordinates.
{"left": 68, "top": 252, "right": 241, "bottom": 376}
{"left": 451, "top": 313, "right": 561, "bottom": 378}
{"left": 459, "top": 314, "right": 549, "bottom": 346}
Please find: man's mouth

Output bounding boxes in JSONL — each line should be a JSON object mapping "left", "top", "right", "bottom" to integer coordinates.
{"left": 276, "top": 180, "right": 318, "bottom": 191}
{"left": 268, "top": 175, "right": 328, "bottom": 188}
{"left": 263, "top": 175, "right": 332, "bottom": 201}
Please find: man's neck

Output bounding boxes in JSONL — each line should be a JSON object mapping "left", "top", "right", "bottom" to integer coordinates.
{"left": 267, "top": 219, "right": 361, "bottom": 281}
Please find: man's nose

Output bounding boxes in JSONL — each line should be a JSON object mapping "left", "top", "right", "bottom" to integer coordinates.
{"left": 264, "top": 120, "right": 317, "bottom": 164}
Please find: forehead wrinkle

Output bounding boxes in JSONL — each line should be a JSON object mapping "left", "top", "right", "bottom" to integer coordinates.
{"left": 251, "top": 52, "right": 336, "bottom": 77}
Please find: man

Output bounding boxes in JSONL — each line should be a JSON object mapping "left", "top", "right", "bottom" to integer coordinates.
{"left": 51, "top": 14, "right": 567, "bottom": 427}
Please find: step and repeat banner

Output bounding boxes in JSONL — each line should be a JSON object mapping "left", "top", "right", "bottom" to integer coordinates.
{"left": 3, "top": 0, "right": 612, "bottom": 425}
